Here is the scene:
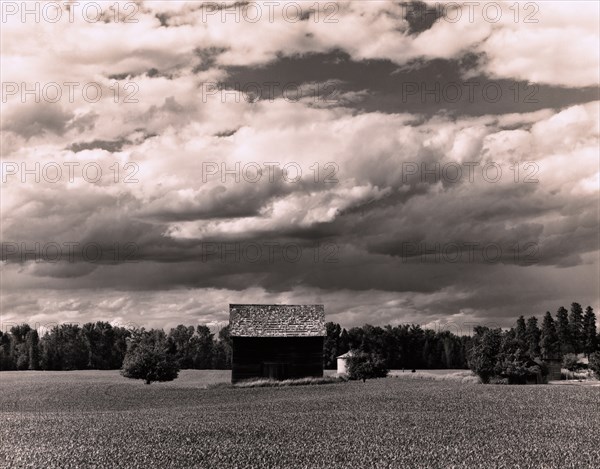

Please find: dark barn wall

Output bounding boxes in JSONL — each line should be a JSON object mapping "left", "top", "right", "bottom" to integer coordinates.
{"left": 231, "top": 337, "right": 324, "bottom": 383}
{"left": 543, "top": 358, "right": 562, "bottom": 381}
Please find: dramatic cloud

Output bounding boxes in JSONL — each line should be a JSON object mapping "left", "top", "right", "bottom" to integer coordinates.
{"left": 1, "top": 1, "right": 598, "bottom": 330}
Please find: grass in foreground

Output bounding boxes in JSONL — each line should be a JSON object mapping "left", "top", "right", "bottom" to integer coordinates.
{"left": 233, "top": 376, "right": 345, "bottom": 388}
{"left": 388, "top": 369, "right": 481, "bottom": 384}
{"left": 1, "top": 370, "right": 599, "bottom": 468}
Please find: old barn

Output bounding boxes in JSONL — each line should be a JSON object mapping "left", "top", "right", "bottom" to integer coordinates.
{"left": 229, "top": 304, "right": 326, "bottom": 383}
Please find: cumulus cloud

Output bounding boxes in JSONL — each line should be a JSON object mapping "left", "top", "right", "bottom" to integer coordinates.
{"left": 1, "top": 1, "right": 598, "bottom": 329}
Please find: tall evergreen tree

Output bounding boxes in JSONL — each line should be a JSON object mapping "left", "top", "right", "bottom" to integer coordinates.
{"left": 568, "top": 302, "right": 585, "bottom": 354}
{"left": 525, "top": 316, "right": 541, "bottom": 357}
{"left": 515, "top": 316, "right": 527, "bottom": 352}
{"left": 540, "top": 311, "right": 561, "bottom": 358}
{"left": 556, "top": 306, "right": 573, "bottom": 354}
{"left": 583, "top": 306, "right": 597, "bottom": 356}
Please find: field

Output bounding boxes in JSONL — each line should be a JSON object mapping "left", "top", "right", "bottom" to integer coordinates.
{"left": 1, "top": 371, "right": 599, "bottom": 468}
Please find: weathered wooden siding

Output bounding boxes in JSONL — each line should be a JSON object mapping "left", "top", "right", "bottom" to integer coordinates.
{"left": 543, "top": 358, "right": 562, "bottom": 381}
{"left": 231, "top": 337, "right": 324, "bottom": 383}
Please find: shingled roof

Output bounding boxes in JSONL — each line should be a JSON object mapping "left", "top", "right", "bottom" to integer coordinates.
{"left": 229, "top": 304, "right": 326, "bottom": 337}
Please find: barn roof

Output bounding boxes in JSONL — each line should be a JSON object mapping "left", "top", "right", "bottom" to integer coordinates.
{"left": 229, "top": 304, "right": 326, "bottom": 337}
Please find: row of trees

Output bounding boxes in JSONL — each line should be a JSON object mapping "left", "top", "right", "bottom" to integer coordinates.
{"left": 553, "top": 304, "right": 597, "bottom": 356}
{"left": 323, "top": 322, "right": 470, "bottom": 370}
{"left": 0, "top": 322, "right": 232, "bottom": 372}
{"left": 1, "top": 302, "right": 596, "bottom": 375}
{"left": 1, "top": 320, "right": 469, "bottom": 372}
{"left": 467, "top": 304, "right": 598, "bottom": 384}
{"left": 0, "top": 322, "right": 133, "bottom": 371}
{"left": 120, "top": 303, "right": 598, "bottom": 385}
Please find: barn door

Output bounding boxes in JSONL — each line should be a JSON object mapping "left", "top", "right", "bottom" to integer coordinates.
{"left": 262, "top": 362, "right": 288, "bottom": 380}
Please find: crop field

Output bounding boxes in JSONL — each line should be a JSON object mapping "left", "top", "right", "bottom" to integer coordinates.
{"left": 1, "top": 371, "right": 599, "bottom": 468}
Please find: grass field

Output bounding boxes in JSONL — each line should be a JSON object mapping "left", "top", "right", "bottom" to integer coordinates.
{"left": 1, "top": 370, "right": 599, "bottom": 468}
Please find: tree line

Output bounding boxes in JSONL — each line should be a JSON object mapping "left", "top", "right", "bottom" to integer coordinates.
{"left": 0, "top": 302, "right": 596, "bottom": 373}
{"left": 1, "top": 320, "right": 470, "bottom": 372}
{"left": 467, "top": 303, "right": 598, "bottom": 384}
{"left": 0, "top": 322, "right": 232, "bottom": 371}
{"left": 323, "top": 322, "right": 470, "bottom": 370}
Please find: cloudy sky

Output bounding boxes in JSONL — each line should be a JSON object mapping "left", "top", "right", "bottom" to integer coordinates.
{"left": 1, "top": 1, "right": 599, "bottom": 333}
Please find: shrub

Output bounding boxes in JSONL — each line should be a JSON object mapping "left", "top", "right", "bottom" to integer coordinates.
{"left": 562, "top": 353, "right": 580, "bottom": 372}
{"left": 494, "top": 352, "right": 547, "bottom": 384}
{"left": 346, "top": 351, "right": 388, "bottom": 382}
{"left": 121, "top": 330, "right": 179, "bottom": 384}
{"left": 467, "top": 328, "right": 502, "bottom": 384}
{"left": 589, "top": 352, "right": 600, "bottom": 379}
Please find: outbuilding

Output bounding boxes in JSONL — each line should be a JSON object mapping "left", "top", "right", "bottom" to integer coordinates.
{"left": 229, "top": 304, "right": 326, "bottom": 383}
{"left": 336, "top": 350, "right": 354, "bottom": 375}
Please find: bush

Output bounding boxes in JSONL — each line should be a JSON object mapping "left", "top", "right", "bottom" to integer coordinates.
{"left": 467, "top": 328, "right": 502, "bottom": 384}
{"left": 562, "top": 353, "right": 580, "bottom": 372}
{"left": 494, "top": 352, "right": 547, "bottom": 384}
{"left": 346, "top": 351, "right": 388, "bottom": 382}
{"left": 121, "top": 330, "right": 179, "bottom": 384}
{"left": 589, "top": 352, "right": 600, "bottom": 379}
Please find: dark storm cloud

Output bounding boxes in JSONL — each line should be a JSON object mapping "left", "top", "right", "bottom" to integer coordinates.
{"left": 137, "top": 173, "right": 346, "bottom": 223}
{"left": 222, "top": 52, "right": 599, "bottom": 116}
{"left": 67, "top": 131, "right": 156, "bottom": 153}
{"left": 214, "top": 129, "right": 239, "bottom": 138}
{"left": 3, "top": 97, "right": 596, "bottom": 302}
{"left": 136, "top": 183, "right": 285, "bottom": 221}
{"left": 68, "top": 138, "right": 130, "bottom": 153}
{"left": 4, "top": 180, "right": 596, "bottom": 296}
{"left": 351, "top": 184, "right": 599, "bottom": 268}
